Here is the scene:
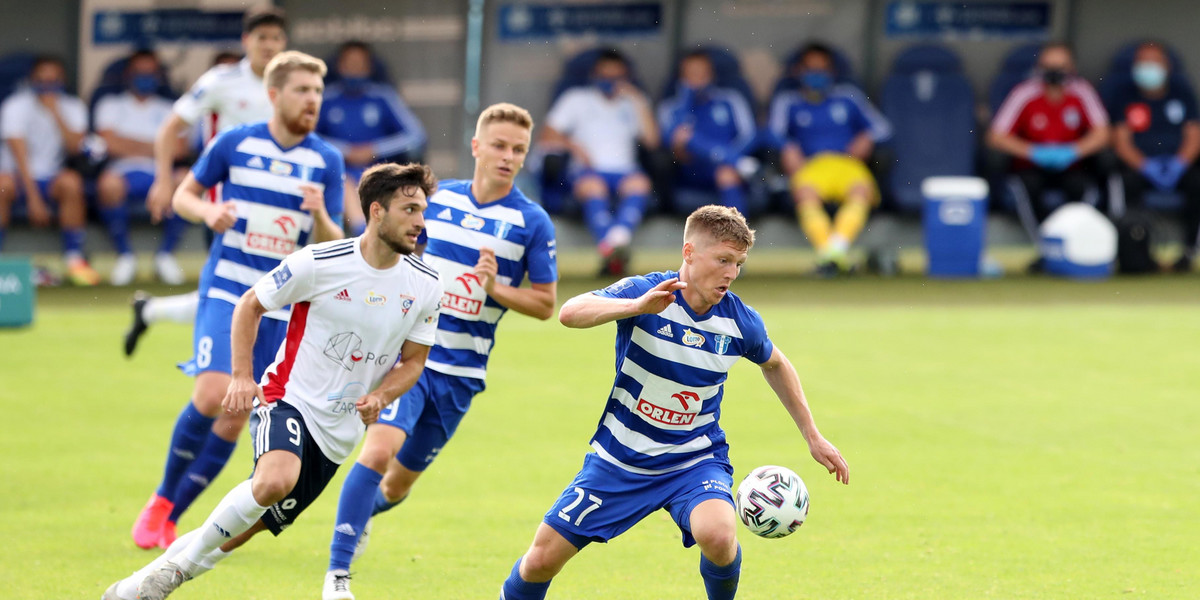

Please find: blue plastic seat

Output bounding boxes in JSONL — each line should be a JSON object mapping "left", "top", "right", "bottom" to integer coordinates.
{"left": 988, "top": 43, "right": 1042, "bottom": 115}
{"left": 881, "top": 44, "right": 976, "bottom": 212}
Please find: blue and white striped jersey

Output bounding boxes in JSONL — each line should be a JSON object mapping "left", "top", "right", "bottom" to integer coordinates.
{"left": 421, "top": 180, "right": 557, "bottom": 381}
{"left": 588, "top": 271, "right": 774, "bottom": 474}
{"left": 192, "top": 122, "right": 346, "bottom": 321}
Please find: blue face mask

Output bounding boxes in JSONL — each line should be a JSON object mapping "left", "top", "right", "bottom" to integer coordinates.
{"left": 341, "top": 76, "right": 369, "bottom": 95}
{"left": 31, "top": 81, "right": 64, "bottom": 95}
{"left": 801, "top": 71, "right": 832, "bottom": 93}
{"left": 1132, "top": 62, "right": 1167, "bottom": 91}
{"left": 595, "top": 78, "right": 617, "bottom": 96}
{"left": 130, "top": 74, "right": 159, "bottom": 95}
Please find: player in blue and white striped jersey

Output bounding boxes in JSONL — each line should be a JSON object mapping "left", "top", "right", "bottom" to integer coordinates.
{"left": 499, "top": 205, "right": 849, "bottom": 600}
{"left": 322, "top": 103, "right": 556, "bottom": 600}
{"left": 129, "top": 51, "right": 345, "bottom": 552}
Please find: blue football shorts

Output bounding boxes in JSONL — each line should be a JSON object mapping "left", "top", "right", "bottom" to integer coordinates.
{"left": 179, "top": 293, "right": 288, "bottom": 379}
{"left": 376, "top": 368, "right": 485, "bottom": 472}
{"left": 543, "top": 452, "right": 735, "bottom": 550}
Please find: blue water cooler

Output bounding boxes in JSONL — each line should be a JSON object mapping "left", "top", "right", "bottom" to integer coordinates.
{"left": 921, "top": 177, "right": 989, "bottom": 278}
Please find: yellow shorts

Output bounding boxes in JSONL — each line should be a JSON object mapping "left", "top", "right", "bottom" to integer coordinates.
{"left": 791, "top": 153, "right": 879, "bottom": 204}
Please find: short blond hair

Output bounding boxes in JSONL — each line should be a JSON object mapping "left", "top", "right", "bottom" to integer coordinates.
{"left": 684, "top": 205, "right": 755, "bottom": 250}
{"left": 264, "top": 51, "right": 327, "bottom": 90}
{"left": 475, "top": 102, "right": 534, "bottom": 137}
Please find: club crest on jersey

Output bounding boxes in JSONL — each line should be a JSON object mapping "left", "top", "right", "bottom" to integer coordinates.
{"left": 681, "top": 328, "right": 706, "bottom": 348}
{"left": 269, "top": 159, "right": 293, "bottom": 176}
{"left": 493, "top": 220, "right": 513, "bottom": 239}
{"left": 461, "top": 214, "right": 486, "bottom": 230}
{"left": 714, "top": 334, "right": 731, "bottom": 355}
{"left": 364, "top": 291, "right": 387, "bottom": 307}
{"left": 396, "top": 294, "right": 416, "bottom": 314}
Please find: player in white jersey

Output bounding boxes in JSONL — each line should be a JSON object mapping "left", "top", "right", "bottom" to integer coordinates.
{"left": 101, "top": 163, "right": 442, "bottom": 600}
{"left": 498, "top": 206, "right": 849, "bottom": 600}
{"left": 123, "top": 7, "right": 288, "bottom": 355}
{"left": 321, "top": 103, "right": 557, "bottom": 600}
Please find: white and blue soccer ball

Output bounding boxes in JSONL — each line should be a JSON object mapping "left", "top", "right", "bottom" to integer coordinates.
{"left": 734, "top": 465, "right": 809, "bottom": 539}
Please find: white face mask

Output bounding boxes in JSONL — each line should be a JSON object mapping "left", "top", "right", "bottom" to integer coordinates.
{"left": 1132, "top": 61, "right": 1167, "bottom": 91}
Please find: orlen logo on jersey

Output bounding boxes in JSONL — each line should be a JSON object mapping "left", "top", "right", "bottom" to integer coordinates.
{"left": 441, "top": 292, "right": 481, "bottom": 316}
{"left": 274, "top": 215, "right": 296, "bottom": 235}
{"left": 636, "top": 391, "right": 701, "bottom": 426}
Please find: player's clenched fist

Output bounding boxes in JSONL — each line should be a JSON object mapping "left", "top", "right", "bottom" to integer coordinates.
{"left": 205, "top": 201, "right": 238, "bottom": 233}
{"left": 222, "top": 375, "right": 264, "bottom": 415}
{"left": 635, "top": 277, "right": 686, "bottom": 315}
{"left": 298, "top": 184, "right": 327, "bottom": 215}
{"left": 146, "top": 180, "right": 174, "bottom": 223}
{"left": 473, "top": 247, "right": 499, "bottom": 294}
{"left": 356, "top": 392, "right": 387, "bottom": 425}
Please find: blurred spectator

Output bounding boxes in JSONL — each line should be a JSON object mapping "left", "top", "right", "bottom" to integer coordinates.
{"left": 658, "top": 50, "right": 756, "bottom": 215}
{"left": 768, "top": 43, "right": 891, "bottom": 276}
{"left": 94, "top": 50, "right": 188, "bottom": 285}
{"left": 542, "top": 48, "right": 659, "bottom": 276}
{"left": 988, "top": 42, "right": 1110, "bottom": 245}
{"left": 318, "top": 40, "right": 425, "bottom": 236}
{"left": 0, "top": 55, "right": 99, "bottom": 285}
{"left": 211, "top": 51, "right": 243, "bottom": 67}
{"left": 1109, "top": 41, "right": 1200, "bottom": 272}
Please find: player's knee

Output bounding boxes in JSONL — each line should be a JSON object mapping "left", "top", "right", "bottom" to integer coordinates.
{"left": 618, "top": 173, "right": 651, "bottom": 196}
{"left": 693, "top": 524, "right": 738, "bottom": 563}
{"left": 520, "top": 548, "right": 567, "bottom": 582}
{"left": 795, "top": 189, "right": 821, "bottom": 208}
{"left": 55, "top": 170, "right": 84, "bottom": 198}
{"left": 379, "top": 473, "right": 414, "bottom": 503}
{"left": 356, "top": 443, "right": 394, "bottom": 473}
{"left": 251, "top": 469, "right": 297, "bottom": 506}
{"left": 574, "top": 176, "right": 608, "bottom": 199}
{"left": 0, "top": 174, "right": 16, "bottom": 201}
{"left": 715, "top": 166, "right": 741, "bottom": 189}
{"left": 97, "top": 172, "right": 127, "bottom": 206}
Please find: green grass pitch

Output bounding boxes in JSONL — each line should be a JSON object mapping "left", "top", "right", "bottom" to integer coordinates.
{"left": 1, "top": 274, "right": 1197, "bottom": 599}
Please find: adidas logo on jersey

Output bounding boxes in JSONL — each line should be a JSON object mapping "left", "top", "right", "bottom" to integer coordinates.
{"left": 436, "top": 207, "right": 452, "bottom": 220}
{"left": 334, "top": 289, "right": 351, "bottom": 302}
{"left": 246, "top": 155, "right": 265, "bottom": 169}
{"left": 657, "top": 324, "right": 673, "bottom": 337}
{"left": 335, "top": 523, "right": 356, "bottom": 536}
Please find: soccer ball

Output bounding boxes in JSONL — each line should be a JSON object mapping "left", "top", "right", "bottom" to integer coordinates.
{"left": 734, "top": 465, "right": 809, "bottom": 538}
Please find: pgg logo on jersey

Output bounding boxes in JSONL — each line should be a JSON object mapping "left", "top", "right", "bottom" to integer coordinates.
{"left": 323, "top": 332, "right": 391, "bottom": 371}
{"left": 635, "top": 391, "right": 701, "bottom": 426}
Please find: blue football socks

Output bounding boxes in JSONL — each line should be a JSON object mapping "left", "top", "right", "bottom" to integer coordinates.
{"left": 167, "top": 432, "right": 237, "bottom": 522}
{"left": 499, "top": 558, "right": 551, "bottom": 600}
{"left": 329, "top": 463, "right": 384, "bottom": 572}
{"left": 699, "top": 545, "right": 741, "bottom": 600}
{"left": 99, "top": 205, "right": 132, "bottom": 255}
{"left": 155, "top": 402, "right": 215, "bottom": 500}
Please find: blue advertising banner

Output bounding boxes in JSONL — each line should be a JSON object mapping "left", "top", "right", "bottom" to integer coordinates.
{"left": 886, "top": 1, "right": 1051, "bottom": 39}
{"left": 498, "top": 2, "right": 662, "bottom": 41}
{"left": 92, "top": 9, "right": 245, "bottom": 45}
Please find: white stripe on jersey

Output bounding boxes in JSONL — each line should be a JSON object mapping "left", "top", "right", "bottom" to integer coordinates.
{"left": 600, "top": 413, "right": 713, "bottom": 456}
{"left": 424, "top": 358, "right": 487, "bottom": 380}
{"left": 658, "top": 303, "right": 744, "bottom": 339}
{"left": 206, "top": 287, "right": 291, "bottom": 321}
{"left": 618, "top": 358, "right": 723, "bottom": 399}
{"left": 230, "top": 167, "right": 326, "bottom": 197}
{"left": 235, "top": 136, "right": 329, "bottom": 168}
{"left": 214, "top": 258, "right": 267, "bottom": 287}
{"left": 610, "top": 385, "right": 717, "bottom": 430}
{"left": 435, "top": 330, "right": 493, "bottom": 356}
{"left": 434, "top": 189, "right": 526, "bottom": 226}
{"left": 424, "top": 219, "right": 527, "bottom": 262}
{"left": 629, "top": 326, "right": 741, "bottom": 373}
{"left": 590, "top": 441, "right": 716, "bottom": 475}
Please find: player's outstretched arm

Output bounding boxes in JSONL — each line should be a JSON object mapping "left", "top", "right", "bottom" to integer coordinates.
{"left": 759, "top": 347, "right": 849, "bottom": 484}
{"left": 355, "top": 340, "right": 431, "bottom": 425}
{"left": 223, "top": 289, "right": 269, "bottom": 415}
{"left": 147, "top": 113, "right": 192, "bottom": 223}
{"left": 473, "top": 247, "right": 557, "bottom": 320}
{"left": 559, "top": 277, "right": 686, "bottom": 329}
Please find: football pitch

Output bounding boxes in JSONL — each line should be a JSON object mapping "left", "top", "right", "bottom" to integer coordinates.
{"left": 1, "top": 273, "right": 1197, "bottom": 599}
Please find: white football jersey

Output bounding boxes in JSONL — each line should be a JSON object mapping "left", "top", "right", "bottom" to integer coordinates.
{"left": 174, "top": 58, "right": 272, "bottom": 134}
{"left": 253, "top": 237, "right": 443, "bottom": 463}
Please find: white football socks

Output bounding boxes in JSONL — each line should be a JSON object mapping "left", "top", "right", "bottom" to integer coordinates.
{"left": 115, "top": 529, "right": 200, "bottom": 599}
{"left": 180, "top": 480, "right": 268, "bottom": 570}
{"left": 143, "top": 291, "right": 200, "bottom": 324}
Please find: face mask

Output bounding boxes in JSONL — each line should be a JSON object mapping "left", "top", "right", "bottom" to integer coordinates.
{"left": 341, "top": 76, "right": 369, "bottom": 95}
{"left": 801, "top": 71, "right": 832, "bottom": 93}
{"left": 31, "top": 81, "right": 64, "bottom": 95}
{"left": 1042, "top": 69, "right": 1067, "bottom": 86}
{"left": 130, "top": 74, "right": 159, "bottom": 95}
{"left": 1132, "top": 62, "right": 1167, "bottom": 91}
{"left": 595, "top": 78, "right": 617, "bottom": 96}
